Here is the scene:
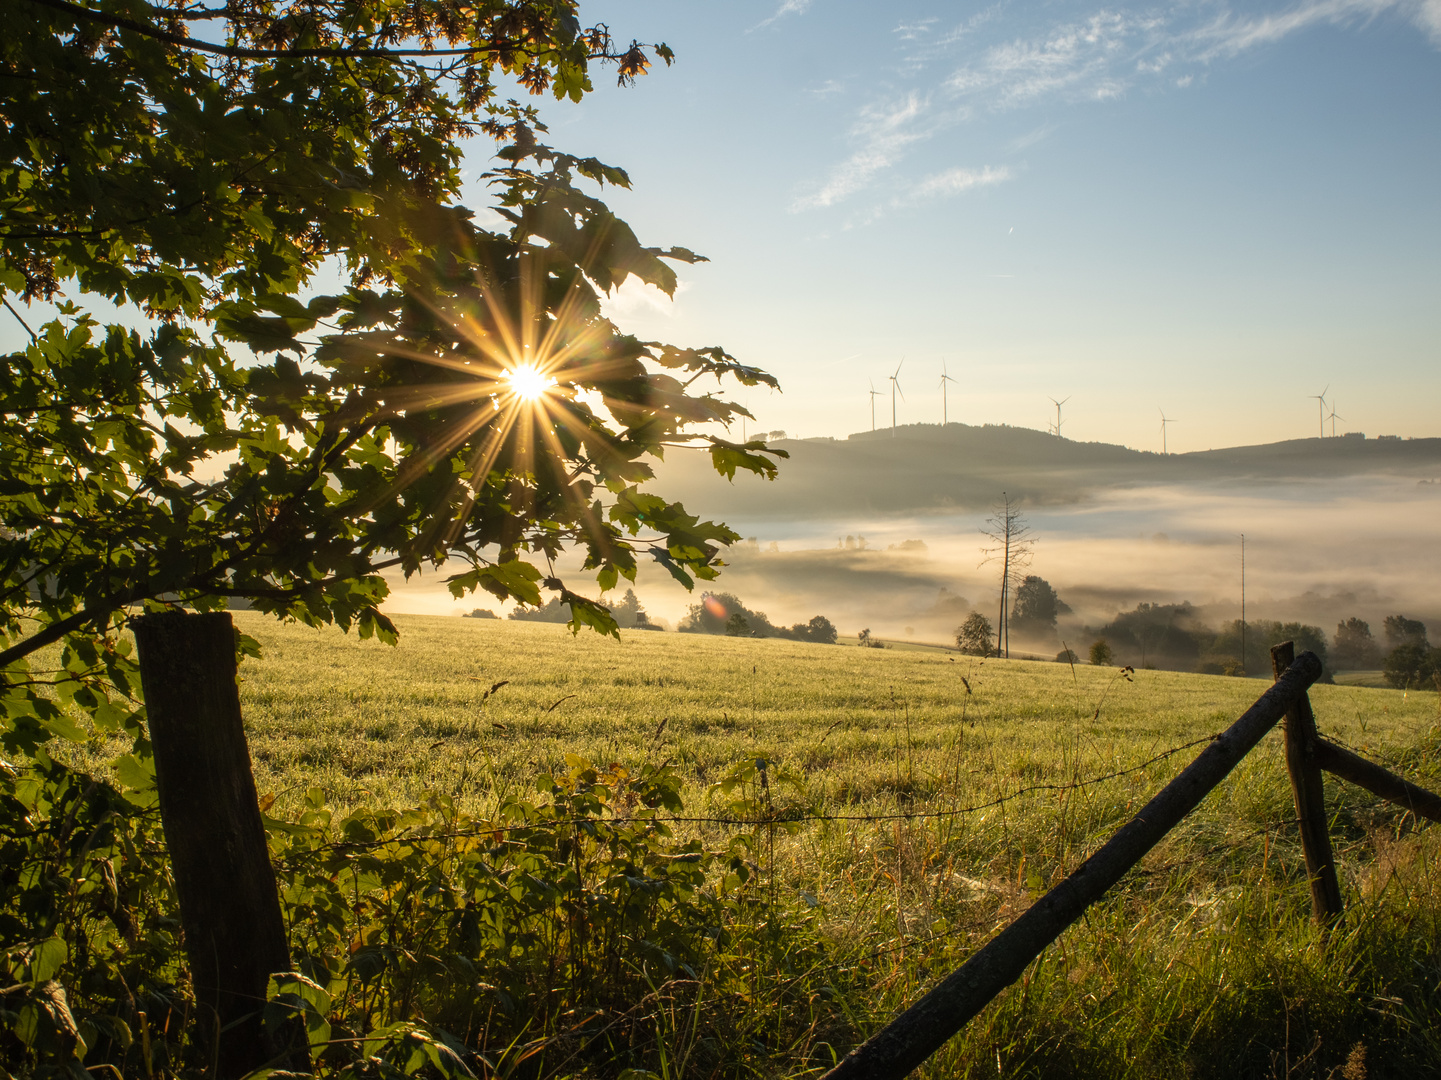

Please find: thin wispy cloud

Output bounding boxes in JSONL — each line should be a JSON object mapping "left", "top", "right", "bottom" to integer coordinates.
{"left": 794, "top": 0, "right": 1441, "bottom": 215}
{"left": 1418, "top": 0, "right": 1441, "bottom": 43}
{"left": 790, "top": 93, "right": 935, "bottom": 211}
{"left": 751, "top": 0, "right": 813, "bottom": 32}
{"left": 852, "top": 165, "right": 1013, "bottom": 227}
{"left": 909, "top": 165, "right": 1012, "bottom": 201}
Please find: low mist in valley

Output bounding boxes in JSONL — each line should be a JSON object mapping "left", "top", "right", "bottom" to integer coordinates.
{"left": 383, "top": 425, "right": 1441, "bottom": 668}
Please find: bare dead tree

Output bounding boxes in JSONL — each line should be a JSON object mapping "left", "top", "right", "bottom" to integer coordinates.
{"left": 979, "top": 493, "right": 1036, "bottom": 658}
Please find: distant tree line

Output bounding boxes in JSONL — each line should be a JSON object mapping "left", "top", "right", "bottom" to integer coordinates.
{"left": 508, "top": 589, "right": 662, "bottom": 630}
{"left": 946, "top": 574, "right": 1437, "bottom": 689}
{"left": 1081, "top": 606, "right": 1440, "bottom": 686}
{"left": 677, "top": 592, "right": 839, "bottom": 644}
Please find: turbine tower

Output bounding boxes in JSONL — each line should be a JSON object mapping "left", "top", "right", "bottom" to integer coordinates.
{"left": 939, "top": 360, "right": 958, "bottom": 425}
{"left": 1159, "top": 409, "right": 1176, "bottom": 455}
{"left": 889, "top": 360, "right": 905, "bottom": 436}
{"left": 1310, "top": 385, "right": 1329, "bottom": 438}
{"left": 1328, "top": 402, "right": 1344, "bottom": 438}
{"left": 867, "top": 380, "right": 882, "bottom": 432}
{"left": 1048, "top": 395, "right": 1070, "bottom": 439}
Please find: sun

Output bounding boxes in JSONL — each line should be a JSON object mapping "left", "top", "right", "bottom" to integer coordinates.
{"left": 505, "top": 364, "right": 553, "bottom": 401}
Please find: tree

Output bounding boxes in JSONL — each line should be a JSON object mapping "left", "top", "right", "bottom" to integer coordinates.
{"left": 1089, "top": 639, "right": 1113, "bottom": 666}
{"left": 803, "top": 614, "right": 839, "bottom": 645}
{"left": 979, "top": 494, "right": 1035, "bottom": 658}
{"left": 1383, "top": 642, "right": 1440, "bottom": 690}
{"left": 1380, "top": 616, "right": 1433, "bottom": 688}
{"left": 1, "top": 6, "right": 781, "bottom": 1066}
{"left": 1332, "top": 617, "right": 1382, "bottom": 669}
{"left": 679, "top": 592, "right": 773, "bottom": 635}
{"left": 725, "top": 612, "right": 751, "bottom": 637}
{"left": 509, "top": 597, "right": 572, "bottom": 623}
{"left": 1009, "top": 575, "right": 1069, "bottom": 636}
{"left": 1384, "top": 615, "right": 1428, "bottom": 649}
{"left": 1258, "top": 621, "right": 1330, "bottom": 675}
{"left": 857, "top": 628, "right": 884, "bottom": 649}
{"left": 956, "top": 612, "right": 993, "bottom": 657}
{"left": 1097, "top": 602, "right": 1204, "bottom": 669}
{"left": 607, "top": 587, "right": 648, "bottom": 629}
{"left": 1, "top": 1, "right": 785, "bottom": 673}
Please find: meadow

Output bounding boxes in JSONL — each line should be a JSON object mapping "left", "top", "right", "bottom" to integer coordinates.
{"left": 225, "top": 613, "right": 1441, "bottom": 1079}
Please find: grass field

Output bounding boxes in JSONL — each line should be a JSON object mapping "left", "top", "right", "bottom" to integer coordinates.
{"left": 225, "top": 613, "right": 1441, "bottom": 1078}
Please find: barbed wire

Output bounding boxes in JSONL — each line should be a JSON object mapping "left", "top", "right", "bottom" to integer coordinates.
{"left": 273, "top": 733, "right": 1225, "bottom": 861}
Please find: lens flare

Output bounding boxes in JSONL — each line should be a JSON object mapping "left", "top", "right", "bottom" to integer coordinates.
{"left": 506, "top": 364, "right": 553, "bottom": 401}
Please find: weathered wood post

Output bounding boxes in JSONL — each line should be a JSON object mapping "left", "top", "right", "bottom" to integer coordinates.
{"left": 1270, "top": 640, "right": 1344, "bottom": 924}
{"left": 1311, "top": 739, "right": 1441, "bottom": 822}
{"left": 132, "top": 611, "right": 302, "bottom": 1078}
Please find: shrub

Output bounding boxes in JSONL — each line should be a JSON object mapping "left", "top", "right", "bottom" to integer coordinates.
{"left": 956, "top": 613, "right": 994, "bottom": 656}
{"left": 1090, "top": 639, "right": 1114, "bottom": 666}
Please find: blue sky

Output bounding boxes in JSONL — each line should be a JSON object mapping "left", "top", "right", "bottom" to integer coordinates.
{"left": 465, "top": 0, "right": 1441, "bottom": 453}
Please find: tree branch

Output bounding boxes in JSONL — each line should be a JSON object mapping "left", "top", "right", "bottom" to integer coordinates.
{"left": 22, "top": 0, "right": 618, "bottom": 62}
{"left": 1, "top": 296, "right": 37, "bottom": 343}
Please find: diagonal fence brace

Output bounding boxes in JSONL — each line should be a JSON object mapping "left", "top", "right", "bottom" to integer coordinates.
{"left": 820, "top": 651, "right": 1324, "bottom": 1080}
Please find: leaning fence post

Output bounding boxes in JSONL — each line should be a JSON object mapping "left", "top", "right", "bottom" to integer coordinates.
{"left": 132, "top": 611, "right": 303, "bottom": 1078}
{"left": 1270, "top": 640, "right": 1344, "bottom": 924}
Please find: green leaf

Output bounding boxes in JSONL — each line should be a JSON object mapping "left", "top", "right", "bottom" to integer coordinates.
{"left": 30, "top": 936, "right": 66, "bottom": 984}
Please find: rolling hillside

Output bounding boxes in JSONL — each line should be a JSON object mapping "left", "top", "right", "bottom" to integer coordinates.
{"left": 652, "top": 423, "right": 1441, "bottom": 519}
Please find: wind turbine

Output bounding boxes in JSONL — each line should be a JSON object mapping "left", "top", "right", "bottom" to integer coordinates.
{"left": 1310, "top": 385, "right": 1329, "bottom": 438}
{"left": 1048, "top": 395, "right": 1070, "bottom": 439}
{"left": 867, "top": 380, "right": 882, "bottom": 431}
{"left": 1328, "top": 402, "right": 1345, "bottom": 438}
{"left": 889, "top": 360, "right": 905, "bottom": 436}
{"left": 939, "top": 360, "right": 958, "bottom": 425}
{"left": 1159, "top": 409, "right": 1176, "bottom": 455}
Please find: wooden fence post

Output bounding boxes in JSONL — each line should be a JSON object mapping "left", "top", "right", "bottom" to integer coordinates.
{"left": 1270, "top": 640, "right": 1344, "bottom": 924}
{"left": 132, "top": 611, "right": 302, "bottom": 1078}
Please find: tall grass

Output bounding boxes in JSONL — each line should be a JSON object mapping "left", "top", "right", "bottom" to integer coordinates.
{"left": 201, "top": 618, "right": 1441, "bottom": 1074}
